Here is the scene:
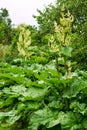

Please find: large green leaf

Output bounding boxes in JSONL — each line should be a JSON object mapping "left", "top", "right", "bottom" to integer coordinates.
{"left": 59, "top": 45, "right": 72, "bottom": 57}
{"left": 17, "top": 101, "right": 41, "bottom": 111}
{"left": 47, "top": 111, "right": 77, "bottom": 129}
{"left": 63, "top": 78, "right": 87, "bottom": 98}
{"left": 19, "top": 86, "right": 49, "bottom": 101}
{"left": 28, "top": 108, "right": 59, "bottom": 130}
{"left": 48, "top": 100, "right": 63, "bottom": 110}
{"left": 0, "top": 109, "right": 21, "bottom": 125}
{"left": 70, "top": 101, "right": 87, "bottom": 115}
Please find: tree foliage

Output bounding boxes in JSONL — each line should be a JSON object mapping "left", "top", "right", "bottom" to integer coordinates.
{"left": 0, "top": 8, "right": 13, "bottom": 45}
{"left": 34, "top": 0, "right": 87, "bottom": 69}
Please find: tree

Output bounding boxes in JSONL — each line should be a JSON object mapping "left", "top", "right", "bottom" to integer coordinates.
{"left": 0, "top": 8, "right": 13, "bottom": 45}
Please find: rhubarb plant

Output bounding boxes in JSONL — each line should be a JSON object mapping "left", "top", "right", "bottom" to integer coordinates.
{"left": 0, "top": 9, "right": 87, "bottom": 130}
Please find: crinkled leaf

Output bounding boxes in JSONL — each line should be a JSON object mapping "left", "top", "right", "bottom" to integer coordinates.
{"left": 0, "top": 109, "right": 21, "bottom": 125}
{"left": 47, "top": 112, "right": 77, "bottom": 129}
{"left": 70, "top": 101, "right": 87, "bottom": 115}
{"left": 28, "top": 108, "right": 58, "bottom": 130}
{"left": 17, "top": 101, "right": 41, "bottom": 111}
{"left": 63, "top": 78, "right": 87, "bottom": 98}
{"left": 48, "top": 100, "right": 63, "bottom": 110}
{"left": 19, "top": 87, "right": 49, "bottom": 101}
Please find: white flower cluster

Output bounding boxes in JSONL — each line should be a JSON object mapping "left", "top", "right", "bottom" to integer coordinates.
{"left": 17, "top": 24, "right": 31, "bottom": 58}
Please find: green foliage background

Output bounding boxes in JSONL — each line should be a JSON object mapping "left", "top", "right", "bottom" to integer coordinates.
{"left": 0, "top": 0, "right": 87, "bottom": 129}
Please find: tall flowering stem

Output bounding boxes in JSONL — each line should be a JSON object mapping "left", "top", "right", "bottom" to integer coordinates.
{"left": 49, "top": 7, "right": 74, "bottom": 78}
{"left": 17, "top": 24, "right": 31, "bottom": 59}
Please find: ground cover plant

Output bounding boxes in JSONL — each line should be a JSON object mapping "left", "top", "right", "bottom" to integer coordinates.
{"left": 0, "top": 6, "right": 87, "bottom": 130}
